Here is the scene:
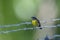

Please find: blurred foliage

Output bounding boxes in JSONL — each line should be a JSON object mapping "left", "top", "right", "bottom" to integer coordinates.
{"left": 0, "top": 0, "right": 42, "bottom": 40}
{"left": 55, "top": 0, "right": 60, "bottom": 34}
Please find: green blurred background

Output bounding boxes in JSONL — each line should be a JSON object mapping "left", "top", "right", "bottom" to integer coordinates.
{"left": 55, "top": 0, "right": 60, "bottom": 34}
{"left": 0, "top": 0, "right": 60, "bottom": 40}
{"left": 0, "top": 0, "right": 41, "bottom": 40}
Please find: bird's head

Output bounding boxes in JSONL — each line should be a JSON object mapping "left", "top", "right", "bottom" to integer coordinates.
{"left": 31, "top": 17, "right": 37, "bottom": 20}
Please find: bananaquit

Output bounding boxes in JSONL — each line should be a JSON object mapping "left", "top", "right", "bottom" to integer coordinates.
{"left": 31, "top": 17, "right": 42, "bottom": 29}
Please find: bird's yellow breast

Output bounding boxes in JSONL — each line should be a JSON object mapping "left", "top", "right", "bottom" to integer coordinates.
{"left": 32, "top": 20, "right": 38, "bottom": 26}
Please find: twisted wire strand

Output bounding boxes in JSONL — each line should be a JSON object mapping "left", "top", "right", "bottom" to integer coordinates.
{"left": 54, "top": 35, "right": 60, "bottom": 37}
{"left": 0, "top": 18, "right": 60, "bottom": 34}
{"left": 0, "top": 18, "right": 60, "bottom": 28}
{"left": 0, "top": 24, "right": 60, "bottom": 34}
{"left": 0, "top": 22, "right": 31, "bottom": 28}
{"left": 43, "top": 34, "right": 60, "bottom": 40}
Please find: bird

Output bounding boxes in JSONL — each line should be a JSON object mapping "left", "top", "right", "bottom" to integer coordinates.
{"left": 31, "top": 17, "right": 42, "bottom": 29}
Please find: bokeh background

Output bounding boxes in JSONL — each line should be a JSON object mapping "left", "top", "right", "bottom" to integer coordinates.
{"left": 0, "top": 0, "right": 60, "bottom": 40}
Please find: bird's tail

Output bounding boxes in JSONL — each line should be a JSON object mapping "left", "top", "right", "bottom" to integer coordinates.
{"left": 39, "top": 24, "right": 42, "bottom": 29}
{"left": 37, "top": 19, "right": 42, "bottom": 29}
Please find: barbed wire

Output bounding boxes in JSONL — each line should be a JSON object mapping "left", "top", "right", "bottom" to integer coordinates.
{"left": 54, "top": 35, "right": 60, "bottom": 37}
{"left": 0, "top": 24, "right": 60, "bottom": 34}
{"left": 40, "top": 18, "right": 60, "bottom": 23}
{"left": 43, "top": 35, "right": 60, "bottom": 40}
{"left": 0, "top": 22, "right": 31, "bottom": 28}
{"left": 0, "top": 18, "right": 60, "bottom": 28}
{"left": 0, "top": 18, "right": 60, "bottom": 34}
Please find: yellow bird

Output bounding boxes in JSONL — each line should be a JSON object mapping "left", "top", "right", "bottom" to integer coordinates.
{"left": 31, "top": 17, "right": 42, "bottom": 29}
